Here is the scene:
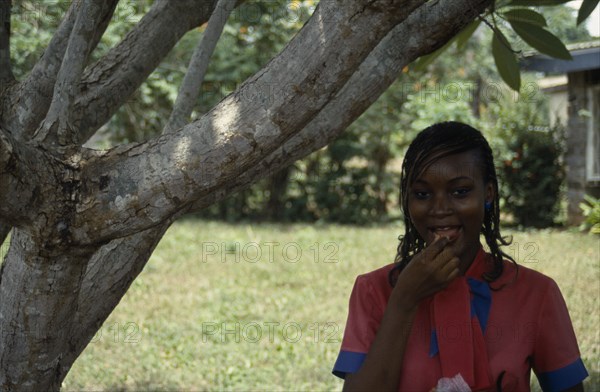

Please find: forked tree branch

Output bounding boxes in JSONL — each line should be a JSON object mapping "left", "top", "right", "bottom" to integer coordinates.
{"left": 3, "top": 0, "right": 117, "bottom": 140}
{"left": 65, "top": 221, "right": 171, "bottom": 371}
{"left": 33, "top": 0, "right": 115, "bottom": 146}
{"left": 74, "top": 0, "right": 425, "bottom": 244}
{"left": 3, "top": 0, "right": 80, "bottom": 138}
{"left": 164, "top": 0, "right": 237, "bottom": 134}
{"left": 71, "top": 0, "right": 227, "bottom": 144}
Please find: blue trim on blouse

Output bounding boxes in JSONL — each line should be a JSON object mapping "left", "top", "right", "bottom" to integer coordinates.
{"left": 537, "top": 358, "right": 588, "bottom": 392}
{"left": 429, "top": 330, "right": 439, "bottom": 358}
{"left": 468, "top": 277, "right": 491, "bottom": 333}
{"left": 332, "top": 350, "right": 367, "bottom": 379}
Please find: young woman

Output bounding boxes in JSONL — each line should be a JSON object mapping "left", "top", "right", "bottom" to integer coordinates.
{"left": 332, "top": 122, "right": 588, "bottom": 391}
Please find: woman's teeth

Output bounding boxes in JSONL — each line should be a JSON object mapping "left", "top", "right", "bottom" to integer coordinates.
{"left": 431, "top": 226, "right": 461, "bottom": 241}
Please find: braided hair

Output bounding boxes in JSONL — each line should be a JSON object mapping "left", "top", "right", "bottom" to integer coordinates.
{"left": 390, "top": 121, "right": 516, "bottom": 288}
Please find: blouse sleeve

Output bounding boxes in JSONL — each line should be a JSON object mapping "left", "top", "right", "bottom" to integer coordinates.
{"left": 532, "top": 279, "right": 588, "bottom": 392}
{"left": 332, "top": 274, "right": 382, "bottom": 379}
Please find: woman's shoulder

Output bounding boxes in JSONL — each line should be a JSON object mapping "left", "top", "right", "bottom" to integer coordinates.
{"left": 355, "top": 262, "right": 396, "bottom": 283}
{"left": 497, "top": 257, "right": 560, "bottom": 294}
{"left": 352, "top": 262, "right": 397, "bottom": 296}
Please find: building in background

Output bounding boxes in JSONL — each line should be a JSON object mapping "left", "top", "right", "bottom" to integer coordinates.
{"left": 522, "top": 41, "right": 600, "bottom": 225}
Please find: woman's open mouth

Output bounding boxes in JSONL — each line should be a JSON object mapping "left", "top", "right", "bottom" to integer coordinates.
{"left": 429, "top": 225, "right": 462, "bottom": 242}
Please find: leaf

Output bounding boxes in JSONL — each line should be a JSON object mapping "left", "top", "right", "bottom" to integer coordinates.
{"left": 502, "top": 8, "right": 547, "bottom": 26}
{"left": 577, "top": 0, "right": 600, "bottom": 25}
{"left": 509, "top": 21, "right": 572, "bottom": 60}
{"left": 508, "top": 0, "right": 570, "bottom": 6}
{"left": 456, "top": 19, "right": 482, "bottom": 49}
{"left": 492, "top": 29, "right": 521, "bottom": 91}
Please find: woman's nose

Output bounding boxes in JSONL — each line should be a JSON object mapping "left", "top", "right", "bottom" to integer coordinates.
{"left": 430, "top": 194, "right": 452, "bottom": 216}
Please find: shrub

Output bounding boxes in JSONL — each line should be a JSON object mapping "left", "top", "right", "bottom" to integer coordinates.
{"left": 484, "top": 77, "right": 566, "bottom": 228}
{"left": 579, "top": 195, "right": 600, "bottom": 234}
{"left": 499, "top": 124, "right": 565, "bottom": 228}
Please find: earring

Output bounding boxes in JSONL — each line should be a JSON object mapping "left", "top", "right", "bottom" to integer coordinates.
{"left": 485, "top": 201, "right": 492, "bottom": 211}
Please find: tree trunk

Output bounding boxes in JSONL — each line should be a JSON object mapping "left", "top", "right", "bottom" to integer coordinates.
{"left": 0, "top": 230, "right": 94, "bottom": 391}
{"left": 266, "top": 166, "right": 292, "bottom": 221}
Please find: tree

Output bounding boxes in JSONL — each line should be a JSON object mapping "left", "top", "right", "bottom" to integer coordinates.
{"left": 0, "top": 0, "right": 592, "bottom": 389}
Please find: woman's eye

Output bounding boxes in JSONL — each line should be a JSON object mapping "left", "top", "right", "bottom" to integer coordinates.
{"left": 413, "top": 191, "right": 430, "bottom": 199}
{"left": 452, "top": 188, "right": 471, "bottom": 197}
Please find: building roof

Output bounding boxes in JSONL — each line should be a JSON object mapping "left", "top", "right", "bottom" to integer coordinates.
{"left": 520, "top": 40, "right": 600, "bottom": 74}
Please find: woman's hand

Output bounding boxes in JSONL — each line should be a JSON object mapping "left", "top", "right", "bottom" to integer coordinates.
{"left": 393, "top": 236, "right": 460, "bottom": 312}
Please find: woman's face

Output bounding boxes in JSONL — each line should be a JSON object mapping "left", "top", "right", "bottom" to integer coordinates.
{"left": 407, "top": 150, "right": 494, "bottom": 268}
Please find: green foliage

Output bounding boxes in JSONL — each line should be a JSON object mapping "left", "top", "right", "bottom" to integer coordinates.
{"left": 502, "top": 8, "right": 548, "bottom": 26}
{"left": 579, "top": 195, "right": 600, "bottom": 234}
{"left": 487, "top": 86, "right": 565, "bottom": 227}
{"left": 577, "top": 0, "right": 600, "bottom": 25}
{"left": 9, "top": 1, "right": 70, "bottom": 79}
{"left": 499, "top": 126, "right": 565, "bottom": 227}
{"left": 299, "top": 167, "right": 391, "bottom": 224}
{"left": 509, "top": 20, "right": 572, "bottom": 59}
{"left": 489, "top": 3, "right": 575, "bottom": 90}
{"left": 400, "top": 87, "right": 479, "bottom": 132}
{"left": 540, "top": 5, "right": 594, "bottom": 43}
{"left": 492, "top": 28, "right": 521, "bottom": 91}
{"left": 437, "top": 0, "right": 596, "bottom": 91}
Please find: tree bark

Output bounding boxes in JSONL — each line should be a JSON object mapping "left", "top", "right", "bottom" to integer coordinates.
{"left": 70, "top": 0, "right": 426, "bottom": 244}
{"left": 34, "top": 0, "right": 115, "bottom": 147}
{"left": 0, "top": 229, "right": 95, "bottom": 391}
{"left": 2, "top": 0, "right": 118, "bottom": 140}
{"left": 62, "top": 221, "right": 172, "bottom": 373}
{"left": 1, "top": 0, "right": 78, "bottom": 137}
{"left": 72, "top": 0, "right": 224, "bottom": 143}
{"left": 1, "top": 0, "right": 217, "bottom": 141}
{"left": 0, "top": 128, "right": 53, "bottom": 227}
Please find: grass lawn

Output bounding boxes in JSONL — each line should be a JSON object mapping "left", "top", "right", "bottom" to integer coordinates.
{"left": 3, "top": 220, "right": 597, "bottom": 390}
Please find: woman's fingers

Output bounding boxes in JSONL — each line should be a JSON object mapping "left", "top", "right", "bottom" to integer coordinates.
{"left": 438, "top": 256, "right": 460, "bottom": 278}
{"left": 432, "top": 245, "right": 453, "bottom": 264}
{"left": 446, "top": 266, "right": 461, "bottom": 282}
{"left": 396, "top": 237, "right": 460, "bottom": 302}
{"left": 421, "top": 235, "right": 449, "bottom": 261}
